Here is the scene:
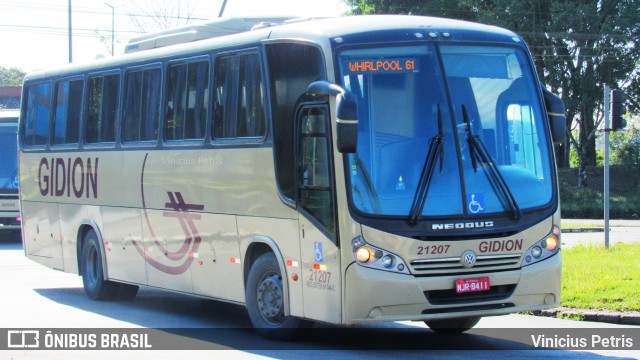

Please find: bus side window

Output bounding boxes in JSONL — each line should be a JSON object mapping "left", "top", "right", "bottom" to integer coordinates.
{"left": 86, "top": 74, "right": 119, "bottom": 144}
{"left": 165, "top": 60, "right": 209, "bottom": 141}
{"left": 237, "top": 54, "right": 265, "bottom": 137}
{"left": 213, "top": 52, "right": 265, "bottom": 140}
{"left": 23, "top": 83, "right": 51, "bottom": 147}
{"left": 265, "top": 43, "right": 326, "bottom": 203}
{"left": 52, "top": 78, "right": 83, "bottom": 145}
{"left": 297, "top": 105, "right": 335, "bottom": 235}
{"left": 123, "top": 67, "right": 161, "bottom": 143}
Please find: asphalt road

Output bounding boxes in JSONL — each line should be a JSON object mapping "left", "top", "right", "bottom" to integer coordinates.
{"left": 560, "top": 219, "right": 640, "bottom": 248}
{"left": 0, "top": 231, "right": 638, "bottom": 360}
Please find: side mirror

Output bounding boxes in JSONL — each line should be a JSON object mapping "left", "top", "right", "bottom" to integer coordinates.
{"left": 306, "top": 81, "right": 358, "bottom": 153}
{"left": 542, "top": 87, "right": 566, "bottom": 144}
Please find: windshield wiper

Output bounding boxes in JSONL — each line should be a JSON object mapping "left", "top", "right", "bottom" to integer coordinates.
{"left": 462, "top": 105, "right": 521, "bottom": 220}
{"left": 409, "top": 104, "right": 444, "bottom": 226}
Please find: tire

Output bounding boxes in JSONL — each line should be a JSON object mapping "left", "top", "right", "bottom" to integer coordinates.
{"left": 81, "top": 229, "right": 120, "bottom": 300}
{"left": 425, "top": 316, "right": 481, "bottom": 334}
{"left": 245, "top": 253, "right": 308, "bottom": 340}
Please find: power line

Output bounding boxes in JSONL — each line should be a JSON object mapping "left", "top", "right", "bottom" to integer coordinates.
{"left": 0, "top": 1, "right": 213, "bottom": 21}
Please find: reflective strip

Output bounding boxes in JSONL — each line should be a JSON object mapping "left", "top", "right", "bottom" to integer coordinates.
{"left": 286, "top": 259, "right": 299, "bottom": 267}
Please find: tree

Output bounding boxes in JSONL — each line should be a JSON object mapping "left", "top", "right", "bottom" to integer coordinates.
{"left": 345, "top": 0, "right": 640, "bottom": 187}
{"left": 0, "top": 66, "right": 26, "bottom": 87}
{"left": 128, "top": 0, "right": 201, "bottom": 33}
{"left": 610, "top": 115, "right": 640, "bottom": 169}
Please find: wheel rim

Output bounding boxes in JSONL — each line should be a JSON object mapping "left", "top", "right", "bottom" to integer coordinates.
{"left": 256, "top": 272, "right": 284, "bottom": 325}
{"left": 85, "top": 244, "right": 98, "bottom": 288}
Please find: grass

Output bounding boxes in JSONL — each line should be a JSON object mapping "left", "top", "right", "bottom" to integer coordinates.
{"left": 561, "top": 243, "right": 640, "bottom": 312}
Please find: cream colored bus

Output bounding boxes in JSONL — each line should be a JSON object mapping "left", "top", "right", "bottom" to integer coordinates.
{"left": 19, "top": 15, "right": 565, "bottom": 339}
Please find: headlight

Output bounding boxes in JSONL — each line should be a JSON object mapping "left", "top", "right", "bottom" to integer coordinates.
{"left": 523, "top": 225, "right": 561, "bottom": 267}
{"left": 351, "top": 236, "right": 410, "bottom": 274}
{"left": 356, "top": 247, "right": 373, "bottom": 263}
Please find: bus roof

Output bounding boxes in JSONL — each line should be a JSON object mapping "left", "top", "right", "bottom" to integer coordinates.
{"left": 24, "top": 15, "right": 520, "bottom": 81}
{"left": 124, "top": 16, "right": 299, "bottom": 53}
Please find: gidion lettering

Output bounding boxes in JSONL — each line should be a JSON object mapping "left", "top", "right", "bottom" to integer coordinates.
{"left": 38, "top": 157, "right": 99, "bottom": 199}
{"left": 478, "top": 239, "right": 523, "bottom": 253}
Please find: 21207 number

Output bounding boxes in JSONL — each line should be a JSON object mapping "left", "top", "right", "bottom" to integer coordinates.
{"left": 416, "top": 245, "right": 450, "bottom": 255}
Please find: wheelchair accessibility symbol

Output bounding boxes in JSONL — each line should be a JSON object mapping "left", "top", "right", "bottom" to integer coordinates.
{"left": 467, "top": 193, "right": 485, "bottom": 214}
{"left": 314, "top": 242, "right": 324, "bottom": 262}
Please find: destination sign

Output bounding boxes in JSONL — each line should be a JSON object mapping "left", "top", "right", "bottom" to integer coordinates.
{"left": 345, "top": 58, "right": 419, "bottom": 74}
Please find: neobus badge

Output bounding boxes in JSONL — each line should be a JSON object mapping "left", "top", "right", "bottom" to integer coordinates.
{"left": 431, "top": 221, "right": 494, "bottom": 230}
{"left": 38, "top": 157, "right": 99, "bottom": 199}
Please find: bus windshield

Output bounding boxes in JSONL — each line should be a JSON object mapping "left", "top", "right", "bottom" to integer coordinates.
{"left": 0, "top": 119, "right": 19, "bottom": 193}
{"left": 340, "top": 45, "right": 553, "bottom": 218}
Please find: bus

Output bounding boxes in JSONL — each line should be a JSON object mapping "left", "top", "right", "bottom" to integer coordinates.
{"left": 19, "top": 15, "right": 565, "bottom": 339}
{"left": 1, "top": 109, "right": 20, "bottom": 233}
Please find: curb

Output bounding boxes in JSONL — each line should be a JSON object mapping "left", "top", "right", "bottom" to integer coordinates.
{"left": 531, "top": 308, "right": 640, "bottom": 326}
{"left": 561, "top": 228, "right": 604, "bottom": 233}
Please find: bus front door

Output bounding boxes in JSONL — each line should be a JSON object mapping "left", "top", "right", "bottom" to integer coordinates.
{"left": 296, "top": 104, "right": 341, "bottom": 323}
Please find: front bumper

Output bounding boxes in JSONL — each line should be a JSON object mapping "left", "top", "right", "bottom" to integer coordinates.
{"left": 0, "top": 212, "right": 21, "bottom": 231}
{"left": 344, "top": 251, "right": 561, "bottom": 324}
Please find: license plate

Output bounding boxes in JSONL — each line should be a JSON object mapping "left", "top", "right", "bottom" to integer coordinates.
{"left": 455, "top": 277, "right": 490, "bottom": 294}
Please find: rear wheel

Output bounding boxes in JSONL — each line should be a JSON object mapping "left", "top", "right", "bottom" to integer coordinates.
{"left": 245, "top": 253, "right": 308, "bottom": 340}
{"left": 425, "top": 316, "right": 481, "bottom": 334}
{"left": 81, "top": 229, "right": 121, "bottom": 301}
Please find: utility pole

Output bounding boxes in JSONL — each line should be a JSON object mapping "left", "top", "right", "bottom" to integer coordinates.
{"left": 105, "top": 3, "right": 115, "bottom": 56}
{"left": 604, "top": 87, "right": 631, "bottom": 249}
{"left": 68, "top": 0, "right": 73, "bottom": 62}
{"left": 603, "top": 85, "right": 610, "bottom": 249}
{"left": 219, "top": 0, "right": 228, "bottom": 17}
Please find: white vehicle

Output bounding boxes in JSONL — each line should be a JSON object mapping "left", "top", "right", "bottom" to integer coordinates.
{"left": 19, "top": 15, "right": 565, "bottom": 339}
{"left": 0, "top": 109, "right": 20, "bottom": 232}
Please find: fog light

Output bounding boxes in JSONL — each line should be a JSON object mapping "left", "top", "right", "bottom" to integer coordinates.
{"left": 381, "top": 255, "right": 394, "bottom": 268}
{"left": 356, "top": 247, "right": 373, "bottom": 263}
{"left": 545, "top": 236, "right": 559, "bottom": 251}
{"left": 532, "top": 246, "right": 542, "bottom": 258}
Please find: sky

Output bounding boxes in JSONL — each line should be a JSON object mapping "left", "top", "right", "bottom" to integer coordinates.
{"left": 0, "top": 0, "right": 350, "bottom": 73}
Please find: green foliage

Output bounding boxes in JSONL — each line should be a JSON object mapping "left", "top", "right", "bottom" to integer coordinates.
{"left": 345, "top": 0, "right": 477, "bottom": 18}
{"left": 610, "top": 117, "right": 640, "bottom": 169}
{"left": 0, "top": 66, "right": 26, "bottom": 87}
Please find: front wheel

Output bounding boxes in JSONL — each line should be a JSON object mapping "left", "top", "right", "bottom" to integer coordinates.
{"left": 424, "top": 316, "right": 481, "bottom": 334}
{"left": 245, "top": 253, "right": 308, "bottom": 340}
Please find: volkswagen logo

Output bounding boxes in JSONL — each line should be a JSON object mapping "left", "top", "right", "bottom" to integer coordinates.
{"left": 461, "top": 250, "right": 477, "bottom": 268}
